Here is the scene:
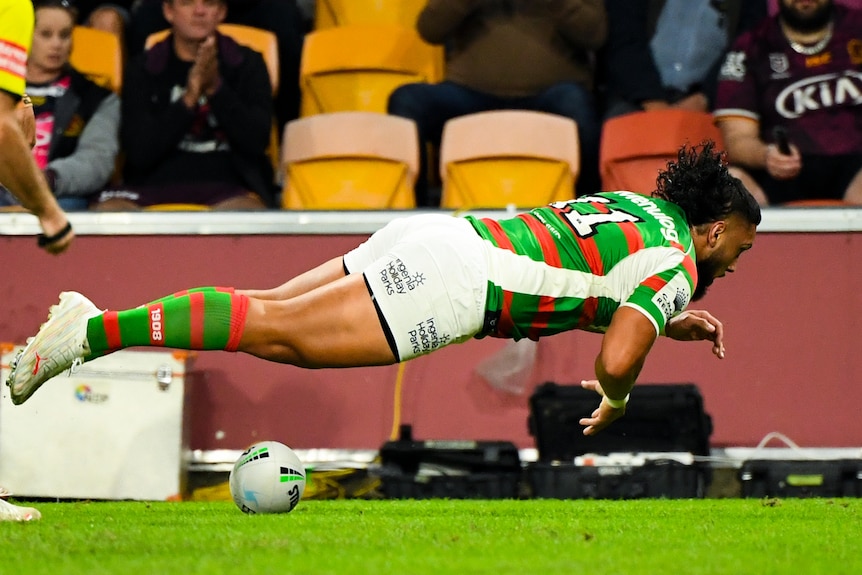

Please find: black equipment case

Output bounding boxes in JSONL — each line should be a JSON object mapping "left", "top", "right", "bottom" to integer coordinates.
{"left": 739, "top": 459, "right": 862, "bottom": 498}
{"left": 526, "top": 382, "right": 713, "bottom": 499}
{"left": 528, "top": 382, "right": 713, "bottom": 460}
{"left": 377, "top": 426, "right": 522, "bottom": 499}
{"left": 527, "top": 457, "right": 707, "bottom": 500}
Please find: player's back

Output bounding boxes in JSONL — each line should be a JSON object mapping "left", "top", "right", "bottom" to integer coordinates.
{"left": 467, "top": 191, "right": 696, "bottom": 339}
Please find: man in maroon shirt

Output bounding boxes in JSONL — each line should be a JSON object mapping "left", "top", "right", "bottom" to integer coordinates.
{"left": 714, "top": 0, "right": 862, "bottom": 205}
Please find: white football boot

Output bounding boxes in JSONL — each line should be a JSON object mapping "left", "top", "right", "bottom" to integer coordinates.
{"left": 6, "top": 291, "right": 103, "bottom": 405}
{"left": 0, "top": 497, "right": 40, "bottom": 521}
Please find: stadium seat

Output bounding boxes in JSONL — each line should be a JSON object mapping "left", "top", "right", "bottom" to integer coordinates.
{"left": 281, "top": 111, "right": 418, "bottom": 209}
{"left": 438, "top": 110, "right": 580, "bottom": 209}
{"left": 780, "top": 199, "right": 854, "bottom": 207}
{"left": 314, "top": 0, "right": 428, "bottom": 30}
{"left": 599, "top": 109, "right": 725, "bottom": 194}
{"left": 299, "top": 24, "right": 443, "bottom": 117}
{"left": 70, "top": 26, "right": 123, "bottom": 93}
{"left": 143, "top": 204, "right": 211, "bottom": 211}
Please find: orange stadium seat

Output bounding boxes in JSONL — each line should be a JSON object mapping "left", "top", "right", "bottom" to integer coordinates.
{"left": 281, "top": 111, "right": 418, "bottom": 209}
{"left": 439, "top": 110, "right": 580, "bottom": 209}
{"left": 299, "top": 24, "right": 443, "bottom": 117}
{"left": 600, "top": 109, "right": 724, "bottom": 194}
{"left": 314, "top": 0, "right": 428, "bottom": 30}
{"left": 780, "top": 199, "right": 854, "bottom": 207}
{"left": 70, "top": 26, "right": 123, "bottom": 92}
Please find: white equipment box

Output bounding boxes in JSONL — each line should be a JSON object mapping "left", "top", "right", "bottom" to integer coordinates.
{"left": 0, "top": 347, "right": 191, "bottom": 500}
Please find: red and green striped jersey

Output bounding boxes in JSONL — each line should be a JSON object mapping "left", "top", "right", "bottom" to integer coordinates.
{"left": 465, "top": 191, "right": 697, "bottom": 341}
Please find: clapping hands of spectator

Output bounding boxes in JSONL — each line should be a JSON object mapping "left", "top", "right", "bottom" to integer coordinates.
{"left": 183, "top": 35, "right": 220, "bottom": 108}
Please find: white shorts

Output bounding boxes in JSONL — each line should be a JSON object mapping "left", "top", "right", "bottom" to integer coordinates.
{"left": 343, "top": 214, "right": 488, "bottom": 361}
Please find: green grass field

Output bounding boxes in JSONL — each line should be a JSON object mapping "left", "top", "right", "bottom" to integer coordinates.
{"left": 1, "top": 498, "right": 859, "bottom": 575}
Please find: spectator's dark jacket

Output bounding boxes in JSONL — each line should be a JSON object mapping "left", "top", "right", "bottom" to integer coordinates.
{"left": 418, "top": 0, "right": 607, "bottom": 97}
{"left": 121, "top": 32, "right": 275, "bottom": 205}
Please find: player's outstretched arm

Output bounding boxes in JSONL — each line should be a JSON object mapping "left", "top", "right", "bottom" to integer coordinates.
{"left": 579, "top": 307, "right": 657, "bottom": 435}
{"left": 665, "top": 309, "right": 725, "bottom": 359}
{"left": 0, "top": 93, "right": 73, "bottom": 254}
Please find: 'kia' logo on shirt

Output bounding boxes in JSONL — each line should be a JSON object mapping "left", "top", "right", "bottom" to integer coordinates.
{"left": 775, "top": 70, "right": 862, "bottom": 118}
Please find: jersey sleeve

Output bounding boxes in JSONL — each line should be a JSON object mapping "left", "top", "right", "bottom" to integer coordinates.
{"left": 621, "top": 265, "right": 693, "bottom": 336}
{"left": 0, "top": 0, "right": 34, "bottom": 99}
{"left": 713, "top": 30, "right": 760, "bottom": 122}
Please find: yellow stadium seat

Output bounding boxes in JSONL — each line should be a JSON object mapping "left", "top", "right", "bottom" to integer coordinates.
{"left": 299, "top": 24, "right": 443, "bottom": 117}
{"left": 70, "top": 26, "right": 123, "bottom": 92}
{"left": 600, "top": 109, "right": 725, "bottom": 194}
{"left": 314, "top": 0, "right": 428, "bottom": 29}
{"left": 143, "top": 204, "right": 211, "bottom": 211}
{"left": 439, "top": 110, "right": 580, "bottom": 209}
{"left": 281, "top": 111, "right": 418, "bottom": 209}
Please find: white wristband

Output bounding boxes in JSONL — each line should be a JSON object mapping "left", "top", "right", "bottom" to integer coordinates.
{"left": 604, "top": 394, "right": 630, "bottom": 409}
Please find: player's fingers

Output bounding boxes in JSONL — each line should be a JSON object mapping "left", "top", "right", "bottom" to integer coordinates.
{"left": 580, "top": 416, "right": 609, "bottom": 436}
{"left": 580, "top": 379, "right": 602, "bottom": 395}
{"left": 579, "top": 417, "right": 598, "bottom": 435}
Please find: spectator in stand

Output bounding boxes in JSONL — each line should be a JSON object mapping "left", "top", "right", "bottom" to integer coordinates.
{"left": 93, "top": 0, "right": 274, "bottom": 210}
{"left": 601, "top": 0, "right": 767, "bottom": 119}
{"left": 128, "top": 0, "right": 305, "bottom": 130}
{"left": 74, "top": 0, "right": 135, "bottom": 52}
{"left": 0, "top": 0, "right": 120, "bottom": 211}
{"left": 713, "top": 0, "right": 862, "bottom": 205}
{"left": 387, "top": 0, "right": 607, "bottom": 206}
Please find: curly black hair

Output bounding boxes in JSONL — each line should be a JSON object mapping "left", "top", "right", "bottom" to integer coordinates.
{"left": 652, "top": 141, "right": 761, "bottom": 228}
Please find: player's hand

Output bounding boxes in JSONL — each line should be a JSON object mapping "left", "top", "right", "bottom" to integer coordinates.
{"left": 37, "top": 208, "right": 74, "bottom": 255}
{"left": 665, "top": 309, "right": 725, "bottom": 359}
{"left": 578, "top": 379, "right": 626, "bottom": 436}
{"left": 765, "top": 143, "right": 801, "bottom": 180}
{"left": 15, "top": 94, "right": 36, "bottom": 149}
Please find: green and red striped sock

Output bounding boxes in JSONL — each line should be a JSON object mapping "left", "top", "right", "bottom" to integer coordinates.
{"left": 86, "top": 287, "right": 249, "bottom": 356}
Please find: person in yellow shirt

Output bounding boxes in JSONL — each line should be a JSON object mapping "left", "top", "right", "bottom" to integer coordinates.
{"left": 0, "top": 0, "right": 74, "bottom": 254}
{"left": 0, "top": 0, "right": 74, "bottom": 523}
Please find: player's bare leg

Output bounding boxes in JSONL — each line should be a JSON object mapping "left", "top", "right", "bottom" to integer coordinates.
{"left": 238, "top": 271, "right": 396, "bottom": 367}
{"left": 7, "top": 269, "right": 397, "bottom": 403}
{"left": 238, "top": 257, "right": 347, "bottom": 302}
